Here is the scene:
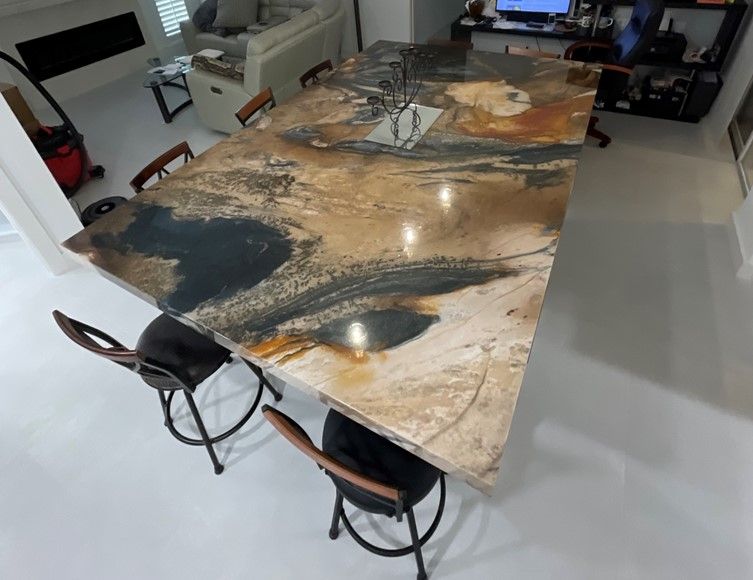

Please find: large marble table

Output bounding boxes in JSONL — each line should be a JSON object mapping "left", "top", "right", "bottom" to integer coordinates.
{"left": 63, "top": 41, "right": 599, "bottom": 493}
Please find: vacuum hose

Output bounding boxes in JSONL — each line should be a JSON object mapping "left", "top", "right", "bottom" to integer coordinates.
{"left": 0, "top": 50, "right": 89, "bottom": 194}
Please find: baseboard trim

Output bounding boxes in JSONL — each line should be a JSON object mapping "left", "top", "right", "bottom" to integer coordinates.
{"left": 0, "top": 227, "right": 20, "bottom": 241}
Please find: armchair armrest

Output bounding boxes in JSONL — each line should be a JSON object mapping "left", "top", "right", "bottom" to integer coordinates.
{"left": 564, "top": 39, "right": 613, "bottom": 62}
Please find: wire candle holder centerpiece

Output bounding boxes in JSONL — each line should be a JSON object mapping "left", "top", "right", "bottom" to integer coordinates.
{"left": 366, "top": 47, "right": 436, "bottom": 149}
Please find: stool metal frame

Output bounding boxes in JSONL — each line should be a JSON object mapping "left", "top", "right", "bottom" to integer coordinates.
{"left": 53, "top": 310, "right": 281, "bottom": 475}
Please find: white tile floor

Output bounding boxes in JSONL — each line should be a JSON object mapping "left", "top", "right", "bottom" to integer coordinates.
{"left": 51, "top": 71, "right": 227, "bottom": 210}
{"left": 2, "top": 77, "right": 753, "bottom": 579}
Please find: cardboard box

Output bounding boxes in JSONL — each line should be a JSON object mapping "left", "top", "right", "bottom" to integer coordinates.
{"left": 0, "top": 82, "right": 41, "bottom": 136}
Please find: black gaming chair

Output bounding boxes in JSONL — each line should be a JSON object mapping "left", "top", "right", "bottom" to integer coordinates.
{"left": 565, "top": 0, "right": 665, "bottom": 147}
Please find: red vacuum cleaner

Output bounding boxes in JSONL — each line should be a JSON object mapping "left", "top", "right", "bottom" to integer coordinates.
{"left": 0, "top": 50, "right": 105, "bottom": 198}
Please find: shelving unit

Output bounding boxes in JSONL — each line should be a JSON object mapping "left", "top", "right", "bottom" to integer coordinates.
{"left": 450, "top": 0, "right": 749, "bottom": 122}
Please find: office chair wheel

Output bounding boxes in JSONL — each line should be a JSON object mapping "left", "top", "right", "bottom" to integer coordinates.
{"left": 587, "top": 116, "right": 611, "bottom": 148}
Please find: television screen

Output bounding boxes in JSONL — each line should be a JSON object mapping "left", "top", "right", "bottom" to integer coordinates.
{"left": 496, "top": 0, "right": 571, "bottom": 14}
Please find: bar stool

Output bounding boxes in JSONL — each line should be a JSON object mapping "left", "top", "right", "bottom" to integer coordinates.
{"left": 53, "top": 310, "right": 282, "bottom": 474}
{"left": 130, "top": 141, "right": 194, "bottom": 193}
{"left": 263, "top": 406, "right": 446, "bottom": 579}
{"left": 235, "top": 87, "right": 276, "bottom": 127}
{"left": 299, "top": 59, "right": 334, "bottom": 88}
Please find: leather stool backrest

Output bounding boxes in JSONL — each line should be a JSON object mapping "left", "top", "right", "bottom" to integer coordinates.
{"left": 262, "top": 406, "right": 406, "bottom": 511}
{"left": 52, "top": 310, "right": 182, "bottom": 390}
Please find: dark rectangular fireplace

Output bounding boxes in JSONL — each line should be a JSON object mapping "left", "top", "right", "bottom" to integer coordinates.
{"left": 16, "top": 12, "right": 145, "bottom": 81}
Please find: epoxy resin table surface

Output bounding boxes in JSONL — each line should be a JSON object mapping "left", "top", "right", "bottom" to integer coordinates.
{"left": 64, "top": 41, "right": 599, "bottom": 493}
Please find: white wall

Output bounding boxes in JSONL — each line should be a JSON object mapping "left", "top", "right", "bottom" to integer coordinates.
{"left": 0, "top": 0, "right": 76, "bottom": 17}
{"left": 0, "top": 207, "right": 14, "bottom": 238}
{"left": 356, "top": 0, "right": 462, "bottom": 50}
{"left": 0, "top": 95, "right": 82, "bottom": 274}
{"left": 0, "top": 59, "right": 12, "bottom": 83}
{"left": 337, "top": 0, "right": 358, "bottom": 58}
{"left": 413, "top": 0, "right": 462, "bottom": 43}
{"left": 714, "top": 11, "right": 753, "bottom": 279}
{"left": 0, "top": 0, "right": 160, "bottom": 109}
{"left": 359, "top": 0, "right": 412, "bottom": 48}
{"left": 704, "top": 10, "right": 753, "bottom": 143}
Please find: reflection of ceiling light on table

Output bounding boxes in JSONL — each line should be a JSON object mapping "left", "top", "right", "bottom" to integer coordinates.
{"left": 402, "top": 225, "right": 418, "bottom": 257}
{"left": 438, "top": 187, "right": 452, "bottom": 209}
{"left": 402, "top": 225, "right": 417, "bottom": 245}
{"left": 347, "top": 322, "right": 368, "bottom": 349}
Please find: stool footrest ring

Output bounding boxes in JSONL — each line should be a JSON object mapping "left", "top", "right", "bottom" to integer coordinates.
{"left": 338, "top": 474, "right": 446, "bottom": 558}
{"left": 161, "top": 381, "right": 263, "bottom": 446}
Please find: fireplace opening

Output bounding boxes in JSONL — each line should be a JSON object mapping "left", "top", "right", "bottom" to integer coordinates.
{"left": 16, "top": 12, "right": 146, "bottom": 81}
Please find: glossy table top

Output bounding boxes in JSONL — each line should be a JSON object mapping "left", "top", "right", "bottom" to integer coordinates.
{"left": 64, "top": 41, "right": 599, "bottom": 493}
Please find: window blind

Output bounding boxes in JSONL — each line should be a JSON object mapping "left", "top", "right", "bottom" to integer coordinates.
{"left": 155, "top": 0, "right": 190, "bottom": 37}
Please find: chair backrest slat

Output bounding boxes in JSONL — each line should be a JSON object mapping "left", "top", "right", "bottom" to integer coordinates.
{"left": 299, "top": 59, "right": 334, "bottom": 88}
{"left": 235, "top": 87, "right": 276, "bottom": 127}
{"left": 262, "top": 406, "right": 401, "bottom": 502}
{"left": 130, "top": 141, "right": 195, "bottom": 193}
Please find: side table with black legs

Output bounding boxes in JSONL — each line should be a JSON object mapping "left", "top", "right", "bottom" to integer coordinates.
{"left": 143, "top": 64, "right": 193, "bottom": 123}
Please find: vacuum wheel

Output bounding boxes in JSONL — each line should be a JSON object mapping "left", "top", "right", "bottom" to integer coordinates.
{"left": 89, "top": 165, "right": 105, "bottom": 179}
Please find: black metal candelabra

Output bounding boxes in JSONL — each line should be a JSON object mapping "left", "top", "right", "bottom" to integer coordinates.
{"left": 367, "top": 47, "right": 435, "bottom": 147}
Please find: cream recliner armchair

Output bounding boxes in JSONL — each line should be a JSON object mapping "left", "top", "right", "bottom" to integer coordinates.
{"left": 185, "top": 0, "right": 346, "bottom": 134}
{"left": 181, "top": 0, "right": 315, "bottom": 59}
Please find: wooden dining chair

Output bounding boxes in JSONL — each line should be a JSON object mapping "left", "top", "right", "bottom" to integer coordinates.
{"left": 427, "top": 38, "right": 473, "bottom": 50}
{"left": 235, "top": 86, "right": 276, "bottom": 127}
{"left": 505, "top": 45, "right": 560, "bottom": 59}
{"left": 53, "top": 310, "right": 282, "bottom": 475}
{"left": 299, "top": 59, "right": 334, "bottom": 88}
{"left": 263, "top": 405, "right": 446, "bottom": 580}
{"left": 129, "top": 141, "right": 194, "bottom": 193}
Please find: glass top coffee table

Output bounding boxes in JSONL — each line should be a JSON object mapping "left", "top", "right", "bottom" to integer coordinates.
{"left": 143, "top": 63, "right": 193, "bottom": 123}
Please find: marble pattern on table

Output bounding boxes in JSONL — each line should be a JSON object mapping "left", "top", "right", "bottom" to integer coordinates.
{"left": 64, "top": 42, "right": 599, "bottom": 493}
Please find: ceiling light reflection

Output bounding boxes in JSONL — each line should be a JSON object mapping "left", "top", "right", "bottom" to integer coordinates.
{"left": 347, "top": 322, "right": 368, "bottom": 349}
{"left": 439, "top": 187, "right": 452, "bottom": 208}
{"left": 401, "top": 225, "right": 418, "bottom": 257}
{"left": 402, "top": 226, "right": 417, "bottom": 245}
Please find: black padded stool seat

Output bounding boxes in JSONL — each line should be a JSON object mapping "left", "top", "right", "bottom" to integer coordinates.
{"left": 136, "top": 314, "right": 230, "bottom": 391}
{"left": 323, "top": 409, "right": 441, "bottom": 516}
